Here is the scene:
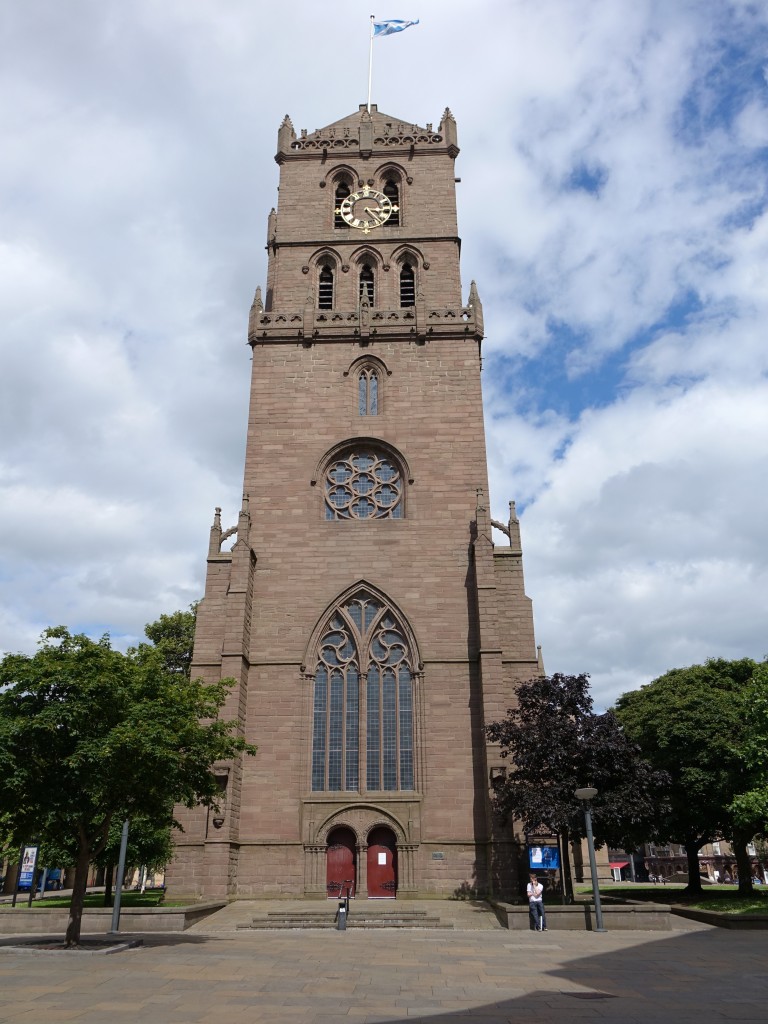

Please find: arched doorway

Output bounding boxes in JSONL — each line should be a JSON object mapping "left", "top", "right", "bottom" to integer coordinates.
{"left": 367, "top": 826, "right": 397, "bottom": 898}
{"left": 326, "top": 827, "right": 357, "bottom": 898}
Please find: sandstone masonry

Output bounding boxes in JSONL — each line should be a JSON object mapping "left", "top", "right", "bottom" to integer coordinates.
{"left": 165, "top": 104, "right": 541, "bottom": 902}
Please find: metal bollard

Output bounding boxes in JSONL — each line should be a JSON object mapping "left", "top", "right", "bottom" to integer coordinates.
{"left": 337, "top": 899, "right": 347, "bottom": 931}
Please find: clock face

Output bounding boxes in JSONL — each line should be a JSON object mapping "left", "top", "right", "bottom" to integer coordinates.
{"left": 336, "top": 187, "right": 397, "bottom": 233}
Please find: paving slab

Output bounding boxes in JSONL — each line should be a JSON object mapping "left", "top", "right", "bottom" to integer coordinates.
{"left": 0, "top": 908, "right": 765, "bottom": 1023}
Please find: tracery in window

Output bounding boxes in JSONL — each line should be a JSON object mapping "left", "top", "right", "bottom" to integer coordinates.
{"left": 383, "top": 178, "right": 401, "bottom": 226}
{"left": 324, "top": 449, "right": 402, "bottom": 520}
{"left": 359, "top": 263, "right": 375, "bottom": 306}
{"left": 318, "top": 264, "right": 334, "bottom": 309}
{"left": 334, "top": 180, "right": 351, "bottom": 228}
{"left": 311, "top": 592, "right": 415, "bottom": 792}
{"left": 358, "top": 366, "right": 379, "bottom": 416}
{"left": 399, "top": 262, "right": 415, "bottom": 307}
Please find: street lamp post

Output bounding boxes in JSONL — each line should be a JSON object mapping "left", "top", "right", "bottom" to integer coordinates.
{"left": 575, "top": 787, "right": 607, "bottom": 933}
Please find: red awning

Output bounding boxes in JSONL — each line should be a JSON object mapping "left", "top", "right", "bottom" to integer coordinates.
{"left": 609, "top": 861, "right": 629, "bottom": 869}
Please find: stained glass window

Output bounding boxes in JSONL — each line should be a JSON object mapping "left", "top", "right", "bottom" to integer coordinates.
{"left": 324, "top": 450, "right": 403, "bottom": 520}
{"left": 310, "top": 592, "right": 415, "bottom": 793}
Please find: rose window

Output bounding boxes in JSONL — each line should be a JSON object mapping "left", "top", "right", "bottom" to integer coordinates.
{"left": 324, "top": 451, "right": 403, "bottom": 520}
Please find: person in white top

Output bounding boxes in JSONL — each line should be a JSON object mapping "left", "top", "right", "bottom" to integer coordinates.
{"left": 527, "top": 873, "right": 547, "bottom": 931}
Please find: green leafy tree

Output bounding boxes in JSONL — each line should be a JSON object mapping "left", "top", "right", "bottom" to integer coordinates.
{"left": 614, "top": 657, "right": 761, "bottom": 896}
{"left": 142, "top": 603, "right": 198, "bottom": 677}
{"left": 729, "top": 663, "right": 768, "bottom": 846}
{"left": 0, "top": 627, "right": 255, "bottom": 946}
{"left": 486, "top": 673, "right": 666, "bottom": 902}
{"left": 91, "top": 603, "right": 200, "bottom": 905}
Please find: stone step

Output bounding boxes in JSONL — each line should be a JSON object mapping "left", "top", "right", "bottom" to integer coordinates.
{"left": 239, "top": 909, "right": 453, "bottom": 930}
{"left": 264, "top": 913, "right": 434, "bottom": 921}
{"left": 239, "top": 918, "right": 452, "bottom": 930}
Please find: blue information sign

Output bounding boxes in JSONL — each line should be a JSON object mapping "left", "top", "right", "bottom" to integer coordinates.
{"left": 529, "top": 844, "right": 560, "bottom": 870}
{"left": 19, "top": 845, "right": 39, "bottom": 889}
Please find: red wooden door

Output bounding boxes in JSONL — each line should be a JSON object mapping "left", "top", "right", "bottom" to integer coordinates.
{"left": 326, "top": 827, "right": 356, "bottom": 898}
{"left": 367, "top": 826, "right": 397, "bottom": 898}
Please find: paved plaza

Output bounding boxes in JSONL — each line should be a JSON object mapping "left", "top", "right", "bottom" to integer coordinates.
{"left": 0, "top": 901, "right": 766, "bottom": 1023}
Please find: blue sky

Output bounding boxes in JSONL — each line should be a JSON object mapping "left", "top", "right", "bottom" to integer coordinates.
{"left": 1, "top": 0, "right": 767, "bottom": 707}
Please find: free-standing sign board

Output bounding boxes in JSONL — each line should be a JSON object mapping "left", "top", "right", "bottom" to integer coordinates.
{"left": 12, "top": 844, "right": 39, "bottom": 908}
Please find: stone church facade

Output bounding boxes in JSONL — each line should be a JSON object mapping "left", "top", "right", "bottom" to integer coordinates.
{"left": 165, "top": 104, "right": 541, "bottom": 901}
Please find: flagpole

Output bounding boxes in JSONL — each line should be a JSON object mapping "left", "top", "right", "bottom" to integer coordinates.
{"left": 367, "top": 14, "right": 375, "bottom": 112}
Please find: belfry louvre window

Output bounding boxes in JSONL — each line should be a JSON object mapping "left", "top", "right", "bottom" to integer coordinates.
{"left": 399, "top": 262, "right": 415, "bottom": 307}
{"left": 318, "top": 265, "right": 334, "bottom": 309}
{"left": 359, "top": 263, "right": 375, "bottom": 305}
{"left": 311, "top": 592, "right": 415, "bottom": 792}
{"left": 358, "top": 366, "right": 379, "bottom": 415}
{"left": 334, "top": 181, "right": 351, "bottom": 227}
{"left": 383, "top": 179, "right": 400, "bottom": 225}
{"left": 324, "top": 449, "right": 402, "bottom": 520}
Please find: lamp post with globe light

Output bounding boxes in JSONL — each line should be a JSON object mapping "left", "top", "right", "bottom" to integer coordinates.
{"left": 575, "top": 786, "right": 607, "bottom": 932}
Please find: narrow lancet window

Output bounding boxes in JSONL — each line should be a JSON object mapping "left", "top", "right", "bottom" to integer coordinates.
{"left": 358, "top": 367, "right": 379, "bottom": 416}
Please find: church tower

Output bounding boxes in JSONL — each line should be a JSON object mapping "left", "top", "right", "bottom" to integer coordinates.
{"left": 166, "top": 104, "right": 541, "bottom": 900}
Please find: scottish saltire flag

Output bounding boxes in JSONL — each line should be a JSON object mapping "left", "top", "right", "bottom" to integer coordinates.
{"left": 373, "top": 19, "right": 420, "bottom": 37}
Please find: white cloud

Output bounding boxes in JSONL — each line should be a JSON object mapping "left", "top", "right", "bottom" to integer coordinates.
{"left": 508, "top": 380, "right": 768, "bottom": 706}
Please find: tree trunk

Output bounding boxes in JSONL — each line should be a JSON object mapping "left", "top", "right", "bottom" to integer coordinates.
{"left": 103, "top": 863, "right": 114, "bottom": 908}
{"left": 732, "top": 829, "right": 754, "bottom": 896}
{"left": 560, "top": 827, "right": 574, "bottom": 904}
{"left": 65, "top": 846, "right": 91, "bottom": 947}
{"left": 682, "top": 837, "right": 704, "bottom": 895}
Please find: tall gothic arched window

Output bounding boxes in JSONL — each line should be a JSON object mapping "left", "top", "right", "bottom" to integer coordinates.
{"left": 358, "top": 365, "right": 379, "bottom": 415}
{"left": 318, "top": 264, "right": 334, "bottom": 309}
{"left": 359, "top": 263, "right": 375, "bottom": 306}
{"left": 311, "top": 591, "right": 415, "bottom": 792}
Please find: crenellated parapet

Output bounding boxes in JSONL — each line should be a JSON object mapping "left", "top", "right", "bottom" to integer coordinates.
{"left": 248, "top": 302, "right": 482, "bottom": 345}
{"left": 276, "top": 104, "right": 459, "bottom": 162}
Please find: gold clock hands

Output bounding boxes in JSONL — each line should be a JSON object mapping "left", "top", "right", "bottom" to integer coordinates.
{"left": 364, "top": 206, "right": 383, "bottom": 225}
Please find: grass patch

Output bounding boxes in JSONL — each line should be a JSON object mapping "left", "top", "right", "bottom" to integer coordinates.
{"left": 1, "top": 891, "right": 167, "bottom": 910}
{"left": 578, "top": 883, "right": 768, "bottom": 915}
{"left": 692, "top": 895, "right": 768, "bottom": 915}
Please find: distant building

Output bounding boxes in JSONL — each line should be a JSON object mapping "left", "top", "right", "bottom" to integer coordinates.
{"left": 606, "top": 840, "right": 768, "bottom": 884}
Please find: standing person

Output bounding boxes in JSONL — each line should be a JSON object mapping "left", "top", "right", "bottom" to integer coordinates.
{"left": 527, "top": 873, "right": 547, "bottom": 931}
